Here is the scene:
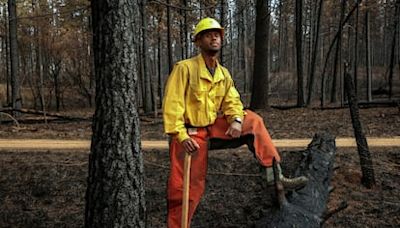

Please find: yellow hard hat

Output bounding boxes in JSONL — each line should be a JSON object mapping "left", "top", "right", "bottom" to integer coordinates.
{"left": 193, "top": 17, "right": 224, "bottom": 41}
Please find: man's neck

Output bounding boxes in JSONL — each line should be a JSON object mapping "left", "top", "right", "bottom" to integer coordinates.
{"left": 201, "top": 52, "right": 218, "bottom": 69}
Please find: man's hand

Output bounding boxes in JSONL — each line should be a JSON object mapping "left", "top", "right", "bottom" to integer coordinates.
{"left": 181, "top": 138, "right": 200, "bottom": 154}
{"left": 225, "top": 121, "right": 242, "bottom": 138}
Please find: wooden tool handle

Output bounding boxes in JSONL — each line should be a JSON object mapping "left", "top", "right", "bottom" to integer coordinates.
{"left": 181, "top": 152, "right": 191, "bottom": 228}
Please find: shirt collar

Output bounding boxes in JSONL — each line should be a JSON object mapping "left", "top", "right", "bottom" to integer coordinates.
{"left": 196, "top": 54, "right": 225, "bottom": 83}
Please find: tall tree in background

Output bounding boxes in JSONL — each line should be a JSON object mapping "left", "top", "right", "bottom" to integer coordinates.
{"left": 85, "top": 0, "right": 146, "bottom": 227}
{"left": 354, "top": 1, "right": 360, "bottom": 97}
{"left": 8, "top": 0, "right": 21, "bottom": 112}
{"left": 32, "top": 0, "right": 47, "bottom": 121}
{"left": 306, "top": 0, "right": 323, "bottom": 106}
{"left": 141, "top": 0, "right": 153, "bottom": 114}
{"left": 3, "top": 2, "right": 10, "bottom": 105}
{"left": 167, "top": 0, "right": 173, "bottom": 72}
{"left": 295, "top": 0, "right": 304, "bottom": 107}
{"left": 220, "top": 0, "right": 225, "bottom": 64}
{"left": 330, "top": 0, "right": 345, "bottom": 104}
{"left": 365, "top": 0, "right": 372, "bottom": 102}
{"left": 250, "top": 0, "right": 270, "bottom": 109}
{"left": 388, "top": 0, "right": 400, "bottom": 99}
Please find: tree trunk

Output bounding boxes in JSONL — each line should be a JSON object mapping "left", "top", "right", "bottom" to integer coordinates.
{"left": 32, "top": 0, "right": 46, "bottom": 115}
{"left": 229, "top": 9, "right": 234, "bottom": 71}
{"left": 365, "top": 1, "right": 372, "bottom": 102}
{"left": 344, "top": 65, "right": 376, "bottom": 189}
{"left": 296, "top": 0, "right": 305, "bottom": 107}
{"left": 220, "top": 0, "right": 224, "bottom": 64}
{"left": 240, "top": 7, "right": 249, "bottom": 94}
{"left": 388, "top": 0, "right": 400, "bottom": 99}
{"left": 85, "top": 0, "right": 146, "bottom": 227}
{"left": 250, "top": 0, "right": 270, "bottom": 109}
{"left": 183, "top": 0, "right": 189, "bottom": 58}
{"left": 331, "top": 0, "right": 345, "bottom": 104}
{"left": 244, "top": 12, "right": 249, "bottom": 98}
{"left": 306, "top": 0, "right": 323, "bottom": 106}
{"left": 167, "top": 0, "right": 173, "bottom": 72}
{"left": 51, "top": 59, "right": 62, "bottom": 111}
{"left": 4, "top": 6, "right": 10, "bottom": 105}
{"left": 354, "top": 3, "right": 359, "bottom": 97}
{"left": 157, "top": 33, "right": 163, "bottom": 108}
{"left": 8, "top": 0, "right": 21, "bottom": 113}
{"left": 141, "top": 0, "right": 153, "bottom": 114}
{"left": 277, "top": 0, "right": 283, "bottom": 72}
{"left": 27, "top": 43, "right": 39, "bottom": 109}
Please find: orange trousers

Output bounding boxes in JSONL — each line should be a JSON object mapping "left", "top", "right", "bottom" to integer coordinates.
{"left": 167, "top": 110, "right": 281, "bottom": 227}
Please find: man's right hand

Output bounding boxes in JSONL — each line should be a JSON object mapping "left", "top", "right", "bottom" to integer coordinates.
{"left": 181, "top": 138, "right": 200, "bottom": 153}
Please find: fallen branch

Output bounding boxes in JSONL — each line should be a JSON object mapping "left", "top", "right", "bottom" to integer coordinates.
{"left": 0, "top": 112, "right": 20, "bottom": 127}
{"left": 0, "top": 108, "right": 89, "bottom": 121}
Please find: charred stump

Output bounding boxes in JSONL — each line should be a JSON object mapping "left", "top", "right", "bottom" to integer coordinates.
{"left": 256, "top": 132, "right": 336, "bottom": 228}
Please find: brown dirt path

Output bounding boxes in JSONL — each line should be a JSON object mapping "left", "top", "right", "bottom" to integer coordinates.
{"left": 1, "top": 137, "right": 399, "bottom": 151}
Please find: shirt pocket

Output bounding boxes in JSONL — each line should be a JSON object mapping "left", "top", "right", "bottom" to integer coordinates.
{"left": 188, "top": 83, "right": 208, "bottom": 111}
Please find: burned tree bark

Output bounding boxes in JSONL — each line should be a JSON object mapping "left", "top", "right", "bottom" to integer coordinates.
{"left": 256, "top": 133, "right": 337, "bottom": 227}
{"left": 85, "top": 0, "right": 146, "bottom": 227}
{"left": 388, "top": 0, "right": 400, "bottom": 99}
{"left": 250, "top": 0, "right": 270, "bottom": 109}
{"left": 296, "top": 0, "right": 305, "bottom": 107}
{"left": 344, "top": 70, "right": 376, "bottom": 188}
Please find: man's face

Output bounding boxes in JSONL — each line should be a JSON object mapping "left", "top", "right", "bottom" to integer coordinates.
{"left": 197, "top": 29, "right": 222, "bottom": 55}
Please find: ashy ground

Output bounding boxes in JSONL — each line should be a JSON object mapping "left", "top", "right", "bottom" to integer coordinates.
{"left": 0, "top": 107, "right": 399, "bottom": 227}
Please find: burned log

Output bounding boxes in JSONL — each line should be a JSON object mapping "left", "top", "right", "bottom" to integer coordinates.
{"left": 256, "top": 132, "right": 337, "bottom": 228}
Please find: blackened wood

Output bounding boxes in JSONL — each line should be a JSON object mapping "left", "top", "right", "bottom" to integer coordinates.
{"left": 250, "top": 0, "right": 270, "bottom": 109}
{"left": 85, "top": 0, "right": 146, "bottom": 227}
{"left": 256, "top": 133, "right": 337, "bottom": 228}
{"left": 296, "top": 0, "right": 305, "bottom": 107}
{"left": 344, "top": 71, "right": 376, "bottom": 188}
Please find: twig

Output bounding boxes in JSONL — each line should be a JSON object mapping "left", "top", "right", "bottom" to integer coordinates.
{"left": 322, "top": 200, "right": 348, "bottom": 223}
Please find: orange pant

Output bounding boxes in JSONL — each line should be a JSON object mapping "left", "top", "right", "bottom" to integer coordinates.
{"left": 167, "top": 110, "right": 280, "bottom": 227}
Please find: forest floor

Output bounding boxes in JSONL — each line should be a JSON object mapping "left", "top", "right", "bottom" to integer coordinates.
{"left": 0, "top": 107, "right": 399, "bottom": 227}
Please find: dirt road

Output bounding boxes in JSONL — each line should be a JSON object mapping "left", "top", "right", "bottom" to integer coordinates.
{"left": 0, "top": 137, "right": 399, "bottom": 151}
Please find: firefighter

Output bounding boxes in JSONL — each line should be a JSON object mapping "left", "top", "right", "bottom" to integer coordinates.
{"left": 162, "top": 17, "right": 308, "bottom": 227}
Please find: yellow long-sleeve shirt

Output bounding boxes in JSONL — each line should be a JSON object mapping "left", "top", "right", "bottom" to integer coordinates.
{"left": 163, "top": 54, "right": 245, "bottom": 143}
